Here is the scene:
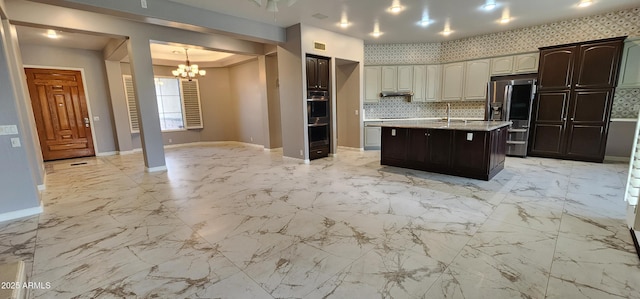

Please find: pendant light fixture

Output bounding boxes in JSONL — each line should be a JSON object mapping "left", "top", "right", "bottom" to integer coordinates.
{"left": 171, "top": 48, "right": 205, "bottom": 81}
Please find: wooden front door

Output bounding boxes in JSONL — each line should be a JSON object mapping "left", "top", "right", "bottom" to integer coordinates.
{"left": 25, "top": 68, "right": 95, "bottom": 161}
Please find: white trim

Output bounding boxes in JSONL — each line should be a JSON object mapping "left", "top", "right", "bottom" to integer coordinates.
{"left": 24, "top": 65, "right": 100, "bottom": 157}
{"left": 0, "top": 203, "right": 43, "bottom": 223}
{"left": 118, "top": 148, "right": 143, "bottom": 155}
{"left": 264, "top": 147, "right": 283, "bottom": 152}
{"left": 145, "top": 165, "right": 167, "bottom": 173}
{"left": 611, "top": 118, "right": 636, "bottom": 122}
{"left": 96, "top": 151, "right": 117, "bottom": 157}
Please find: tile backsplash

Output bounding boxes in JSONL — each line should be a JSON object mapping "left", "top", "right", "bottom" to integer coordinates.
{"left": 364, "top": 99, "right": 485, "bottom": 120}
{"left": 364, "top": 6, "right": 640, "bottom": 119}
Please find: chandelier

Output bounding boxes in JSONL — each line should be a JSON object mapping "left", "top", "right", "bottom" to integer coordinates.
{"left": 171, "top": 48, "right": 205, "bottom": 81}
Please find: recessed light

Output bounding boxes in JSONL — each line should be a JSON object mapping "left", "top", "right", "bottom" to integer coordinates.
{"left": 481, "top": 0, "right": 498, "bottom": 11}
{"left": 390, "top": 5, "right": 402, "bottom": 13}
{"left": 371, "top": 31, "right": 383, "bottom": 38}
{"left": 499, "top": 17, "right": 511, "bottom": 24}
{"left": 418, "top": 19, "right": 433, "bottom": 27}
{"left": 312, "top": 13, "right": 329, "bottom": 20}
{"left": 578, "top": 0, "right": 592, "bottom": 7}
{"left": 440, "top": 30, "right": 453, "bottom": 36}
{"left": 46, "top": 29, "right": 58, "bottom": 39}
{"left": 339, "top": 21, "right": 350, "bottom": 28}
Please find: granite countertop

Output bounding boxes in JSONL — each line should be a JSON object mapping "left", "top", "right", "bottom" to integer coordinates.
{"left": 367, "top": 120, "right": 512, "bottom": 131}
{"left": 364, "top": 117, "right": 484, "bottom": 122}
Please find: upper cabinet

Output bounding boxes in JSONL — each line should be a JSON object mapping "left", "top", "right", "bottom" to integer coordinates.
{"left": 618, "top": 37, "right": 640, "bottom": 88}
{"left": 306, "top": 55, "right": 330, "bottom": 90}
{"left": 513, "top": 53, "right": 539, "bottom": 73}
{"left": 464, "top": 59, "right": 490, "bottom": 100}
{"left": 425, "top": 65, "right": 442, "bottom": 101}
{"left": 441, "top": 62, "right": 465, "bottom": 101}
{"left": 537, "top": 46, "right": 576, "bottom": 91}
{"left": 490, "top": 53, "right": 539, "bottom": 76}
{"left": 364, "top": 66, "right": 381, "bottom": 103}
{"left": 490, "top": 56, "right": 514, "bottom": 75}
{"left": 412, "top": 65, "right": 427, "bottom": 102}
{"left": 397, "top": 65, "right": 414, "bottom": 92}
{"left": 574, "top": 40, "right": 623, "bottom": 89}
{"left": 381, "top": 66, "right": 397, "bottom": 92}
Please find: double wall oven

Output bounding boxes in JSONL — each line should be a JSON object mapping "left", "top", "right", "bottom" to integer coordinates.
{"left": 307, "top": 90, "right": 330, "bottom": 159}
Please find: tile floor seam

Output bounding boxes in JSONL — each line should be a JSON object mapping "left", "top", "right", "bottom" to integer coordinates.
{"left": 543, "top": 160, "right": 573, "bottom": 299}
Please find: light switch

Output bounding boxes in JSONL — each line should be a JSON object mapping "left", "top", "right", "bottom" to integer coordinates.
{"left": 93, "top": 116, "right": 100, "bottom": 121}
{"left": 11, "top": 137, "right": 21, "bottom": 147}
{"left": 466, "top": 132, "right": 473, "bottom": 141}
{"left": 0, "top": 125, "right": 18, "bottom": 136}
{"left": 355, "top": 110, "right": 359, "bottom": 116}
{"left": 391, "top": 129, "right": 396, "bottom": 136}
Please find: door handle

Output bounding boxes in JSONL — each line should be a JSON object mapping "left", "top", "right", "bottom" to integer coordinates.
{"left": 563, "top": 118, "right": 567, "bottom": 121}
{"left": 84, "top": 117, "right": 90, "bottom": 127}
{"left": 570, "top": 117, "right": 574, "bottom": 121}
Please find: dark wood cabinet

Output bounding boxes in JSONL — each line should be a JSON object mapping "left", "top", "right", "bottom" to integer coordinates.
{"left": 381, "top": 127, "right": 409, "bottom": 164}
{"left": 306, "top": 55, "right": 330, "bottom": 90}
{"left": 381, "top": 126, "right": 506, "bottom": 180}
{"left": 529, "top": 37, "right": 625, "bottom": 162}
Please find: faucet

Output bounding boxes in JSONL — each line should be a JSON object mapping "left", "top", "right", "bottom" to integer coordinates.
{"left": 446, "top": 103, "right": 451, "bottom": 123}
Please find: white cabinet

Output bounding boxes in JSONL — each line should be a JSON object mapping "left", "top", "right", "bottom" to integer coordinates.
{"left": 412, "top": 65, "right": 427, "bottom": 102}
{"left": 491, "top": 56, "right": 514, "bottom": 75}
{"left": 490, "top": 53, "right": 538, "bottom": 75}
{"left": 513, "top": 53, "right": 539, "bottom": 73}
{"left": 397, "top": 65, "right": 413, "bottom": 91}
{"left": 426, "top": 65, "right": 441, "bottom": 101}
{"left": 464, "top": 59, "right": 490, "bottom": 100}
{"left": 364, "top": 125, "right": 382, "bottom": 149}
{"left": 381, "top": 66, "right": 397, "bottom": 92}
{"left": 364, "top": 66, "right": 381, "bottom": 102}
{"left": 619, "top": 37, "right": 640, "bottom": 88}
{"left": 441, "top": 62, "right": 465, "bottom": 101}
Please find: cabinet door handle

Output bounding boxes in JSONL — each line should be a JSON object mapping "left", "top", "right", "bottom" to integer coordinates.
{"left": 570, "top": 117, "right": 574, "bottom": 121}
{"left": 563, "top": 118, "right": 567, "bottom": 121}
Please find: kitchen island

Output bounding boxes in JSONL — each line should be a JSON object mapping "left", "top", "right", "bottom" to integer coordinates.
{"left": 372, "top": 120, "right": 511, "bottom": 180}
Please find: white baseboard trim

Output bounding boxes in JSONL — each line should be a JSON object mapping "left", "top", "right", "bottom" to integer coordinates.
{"left": 96, "top": 151, "right": 117, "bottom": 157}
{"left": 145, "top": 165, "right": 167, "bottom": 173}
{"left": 264, "top": 147, "right": 283, "bottom": 152}
{"left": 118, "top": 149, "right": 142, "bottom": 155}
{"left": 0, "top": 203, "right": 43, "bottom": 223}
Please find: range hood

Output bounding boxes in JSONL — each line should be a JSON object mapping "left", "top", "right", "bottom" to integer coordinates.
{"left": 379, "top": 91, "right": 414, "bottom": 98}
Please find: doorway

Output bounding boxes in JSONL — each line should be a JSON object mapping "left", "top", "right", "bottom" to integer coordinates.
{"left": 25, "top": 68, "right": 95, "bottom": 161}
{"left": 335, "top": 59, "right": 361, "bottom": 151}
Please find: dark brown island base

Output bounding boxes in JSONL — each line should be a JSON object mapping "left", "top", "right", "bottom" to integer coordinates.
{"left": 374, "top": 120, "right": 512, "bottom": 181}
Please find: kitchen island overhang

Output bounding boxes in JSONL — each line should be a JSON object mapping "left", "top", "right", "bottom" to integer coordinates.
{"left": 371, "top": 120, "right": 512, "bottom": 181}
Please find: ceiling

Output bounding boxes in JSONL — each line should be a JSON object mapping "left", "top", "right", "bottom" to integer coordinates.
{"left": 14, "top": 26, "right": 250, "bottom": 66}
{"left": 168, "top": 0, "right": 640, "bottom": 44}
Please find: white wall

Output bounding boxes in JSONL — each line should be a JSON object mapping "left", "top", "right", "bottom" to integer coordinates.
{"left": 229, "top": 59, "right": 265, "bottom": 146}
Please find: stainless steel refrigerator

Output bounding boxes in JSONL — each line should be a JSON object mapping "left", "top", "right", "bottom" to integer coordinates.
{"left": 486, "top": 74, "right": 537, "bottom": 157}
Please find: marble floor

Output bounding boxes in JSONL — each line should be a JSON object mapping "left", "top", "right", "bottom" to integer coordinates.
{"left": 1, "top": 143, "right": 639, "bottom": 298}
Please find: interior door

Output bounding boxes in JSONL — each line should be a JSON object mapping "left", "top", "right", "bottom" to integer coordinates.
{"left": 25, "top": 68, "right": 95, "bottom": 161}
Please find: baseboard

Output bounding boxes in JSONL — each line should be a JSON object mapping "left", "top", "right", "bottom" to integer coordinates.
{"left": 118, "top": 149, "right": 142, "bottom": 155}
{"left": 145, "top": 165, "right": 167, "bottom": 173}
{"left": 605, "top": 155, "right": 630, "bottom": 163}
{"left": 0, "top": 203, "right": 43, "bottom": 223}
{"left": 337, "top": 146, "right": 362, "bottom": 152}
{"left": 96, "top": 151, "right": 117, "bottom": 157}
{"left": 631, "top": 228, "right": 640, "bottom": 261}
{"left": 264, "top": 147, "right": 283, "bottom": 152}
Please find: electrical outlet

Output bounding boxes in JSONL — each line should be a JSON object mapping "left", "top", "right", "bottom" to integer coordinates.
{"left": 141, "top": 0, "right": 147, "bottom": 8}
{"left": 11, "top": 137, "right": 21, "bottom": 148}
{"left": 250, "top": 137, "right": 253, "bottom": 142}
{"left": 300, "top": 149, "right": 303, "bottom": 156}
{"left": 168, "top": 138, "right": 172, "bottom": 143}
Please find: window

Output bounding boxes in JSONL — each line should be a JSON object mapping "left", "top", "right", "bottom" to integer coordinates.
{"left": 123, "top": 75, "right": 203, "bottom": 133}
{"left": 155, "top": 77, "right": 183, "bottom": 131}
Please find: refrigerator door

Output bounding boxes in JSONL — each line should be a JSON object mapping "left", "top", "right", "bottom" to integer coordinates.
{"left": 486, "top": 80, "right": 509, "bottom": 121}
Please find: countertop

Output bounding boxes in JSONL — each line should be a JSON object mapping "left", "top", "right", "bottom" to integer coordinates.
{"left": 367, "top": 120, "right": 512, "bottom": 131}
{"left": 364, "top": 117, "right": 484, "bottom": 122}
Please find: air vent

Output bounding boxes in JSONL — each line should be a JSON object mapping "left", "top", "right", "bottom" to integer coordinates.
{"left": 314, "top": 41, "right": 326, "bottom": 51}
{"left": 312, "top": 13, "right": 328, "bottom": 19}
